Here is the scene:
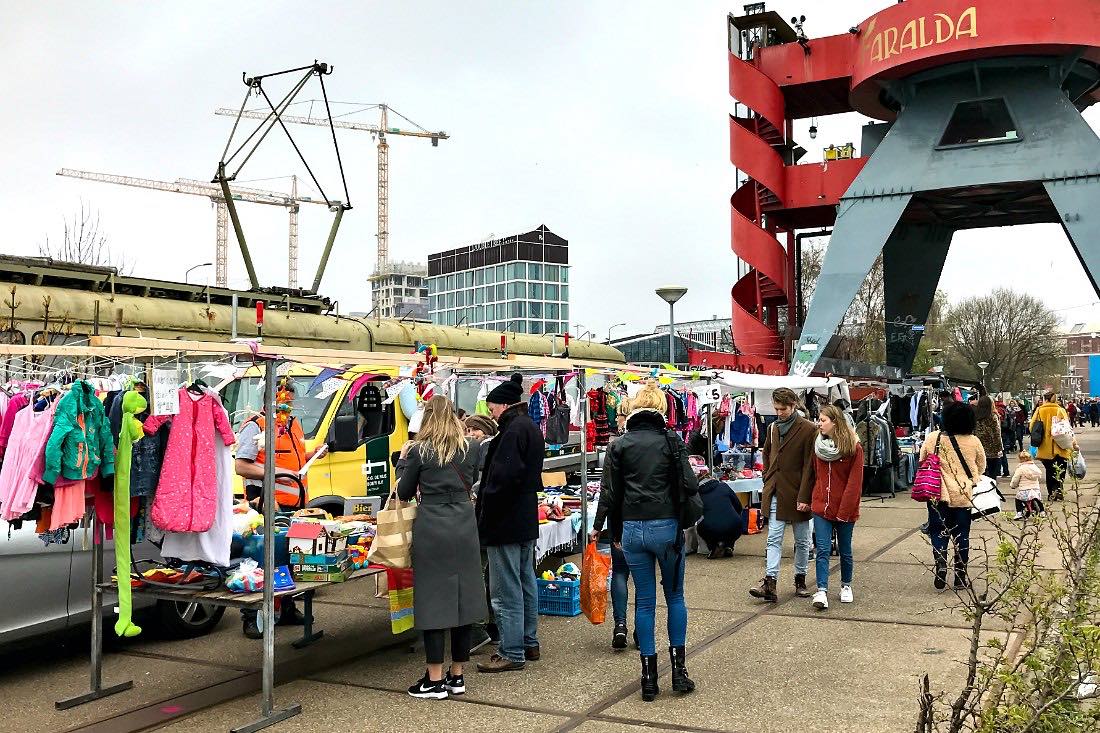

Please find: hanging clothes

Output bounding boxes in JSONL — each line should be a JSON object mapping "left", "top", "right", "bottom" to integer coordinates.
{"left": 589, "top": 389, "right": 610, "bottom": 446}
{"left": 0, "top": 392, "right": 31, "bottom": 462}
{"left": 43, "top": 380, "right": 115, "bottom": 485}
{"left": 144, "top": 388, "right": 235, "bottom": 533}
{"left": 0, "top": 400, "right": 56, "bottom": 521}
{"left": 113, "top": 390, "right": 146, "bottom": 638}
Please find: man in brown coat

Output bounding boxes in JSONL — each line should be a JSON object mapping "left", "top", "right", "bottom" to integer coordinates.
{"left": 749, "top": 388, "right": 816, "bottom": 602}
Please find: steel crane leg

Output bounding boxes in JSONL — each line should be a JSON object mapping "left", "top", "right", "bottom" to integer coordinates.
{"left": 883, "top": 223, "right": 954, "bottom": 373}
{"left": 791, "top": 194, "right": 912, "bottom": 376}
{"left": 1046, "top": 176, "right": 1100, "bottom": 297}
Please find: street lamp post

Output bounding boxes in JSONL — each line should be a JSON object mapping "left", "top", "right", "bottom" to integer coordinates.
{"left": 655, "top": 287, "right": 688, "bottom": 367}
{"left": 185, "top": 262, "right": 213, "bottom": 284}
{"left": 978, "top": 361, "right": 989, "bottom": 390}
{"left": 607, "top": 322, "right": 626, "bottom": 343}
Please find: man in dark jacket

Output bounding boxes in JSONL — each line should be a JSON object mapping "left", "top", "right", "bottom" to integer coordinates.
{"left": 749, "top": 388, "right": 816, "bottom": 602}
{"left": 697, "top": 478, "right": 744, "bottom": 559}
{"left": 475, "top": 373, "right": 544, "bottom": 673}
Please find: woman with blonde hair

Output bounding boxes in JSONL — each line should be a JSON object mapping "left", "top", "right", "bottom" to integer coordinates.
{"left": 808, "top": 404, "right": 864, "bottom": 610}
{"left": 591, "top": 382, "right": 699, "bottom": 702}
{"left": 397, "top": 395, "right": 485, "bottom": 699}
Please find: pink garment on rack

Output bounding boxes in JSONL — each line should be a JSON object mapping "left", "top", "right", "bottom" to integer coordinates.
{"left": 51, "top": 474, "right": 92, "bottom": 530}
{"left": 0, "top": 400, "right": 56, "bottom": 521}
{"left": 144, "top": 389, "right": 235, "bottom": 533}
{"left": 0, "top": 392, "right": 30, "bottom": 462}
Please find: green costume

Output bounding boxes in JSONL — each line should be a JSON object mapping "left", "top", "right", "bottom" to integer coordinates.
{"left": 114, "top": 390, "right": 146, "bottom": 638}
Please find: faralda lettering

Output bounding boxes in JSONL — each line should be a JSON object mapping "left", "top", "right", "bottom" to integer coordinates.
{"left": 862, "top": 6, "right": 977, "bottom": 64}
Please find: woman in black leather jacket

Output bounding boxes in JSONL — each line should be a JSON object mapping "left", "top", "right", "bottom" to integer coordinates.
{"left": 591, "top": 383, "right": 698, "bottom": 703}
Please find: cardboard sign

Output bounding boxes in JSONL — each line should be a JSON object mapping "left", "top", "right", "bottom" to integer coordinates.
{"left": 694, "top": 383, "right": 723, "bottom": 406}
{"left": 151, "top": 368, "right": 180, "bottom": 416}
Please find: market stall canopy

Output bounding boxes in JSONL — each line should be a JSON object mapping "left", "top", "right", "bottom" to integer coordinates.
{"left": 710, "top": 370, "right": 847, "bottom": 391}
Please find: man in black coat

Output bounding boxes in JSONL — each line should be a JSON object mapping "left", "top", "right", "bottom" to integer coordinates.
{"left": 697, "top": 478, "right": 744, "bottom": 559}
{"left": 475, "top": 373, "right": 544, "bottom": 673}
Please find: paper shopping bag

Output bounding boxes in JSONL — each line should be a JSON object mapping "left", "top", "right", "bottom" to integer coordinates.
{"left": 580, "top": 542, "right": 611, "bottom": 625}
{"left": 366, "top": 492, "right": 417, "bottom": 569}
{"left": 386, "top": 567, "right": 415, "bottom": 634}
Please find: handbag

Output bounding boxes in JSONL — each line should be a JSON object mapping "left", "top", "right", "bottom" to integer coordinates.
{"left": 911, "top": 434, "right": 944, "bottom": 502}
{"left": 947, "top": 433, "right": 1003, "bottom": 517}
{"left": 1029, "top": 418, "right": 1045, "bottom": 447}
{"left": 366, "top": 491, "right": 417, "bottom": 569}
{"left": 664, "top": 430, "right": 703, "bottom": 530}
{"left": 1051, "top": 416, "right": 1074, "bottom": 450}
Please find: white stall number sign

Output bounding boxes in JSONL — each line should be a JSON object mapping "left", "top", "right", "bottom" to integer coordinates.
{"left": 694, "top": 384, "right": 723, "bottom": 406}
{"left": 151, "top": 368, "right": 180, "bottom": 416}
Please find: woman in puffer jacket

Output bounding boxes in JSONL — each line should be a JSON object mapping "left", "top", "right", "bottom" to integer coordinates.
{"left": 807, "top": 405, "right": 864, "bottom": 611}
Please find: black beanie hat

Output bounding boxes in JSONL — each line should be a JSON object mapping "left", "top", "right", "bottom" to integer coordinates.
{"left": 486, "top": 373, "right": 524, "bottom": 406}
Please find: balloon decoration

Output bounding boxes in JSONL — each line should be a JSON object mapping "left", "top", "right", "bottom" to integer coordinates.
{"left": 275, "top": 380, "right": 294, "bottom": 435}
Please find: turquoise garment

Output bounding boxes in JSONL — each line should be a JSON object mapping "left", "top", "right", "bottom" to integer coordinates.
{"left": 42, "top": 380, "right": 115, "bottom": 484}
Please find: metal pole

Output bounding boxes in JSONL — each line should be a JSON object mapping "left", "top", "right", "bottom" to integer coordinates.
{"left": 90, "top": 519, "right": 103, "bottom": 693}
{"left": 217, "top": 163, "right": 261, "bottom": 290}
{"left": 578, "top": 371, "right": 589, "bottom": 548}
{"left": 668, "top": 302, "right": 676, "bottom": 368}
{"left": 311, "top": 206, "right": 345, "bottom": 293}
{"left": 261, "top": 360, "right": 278, "bottom": 716}
{"left": 231, "top": 293, "right": 239, "bottom": 340}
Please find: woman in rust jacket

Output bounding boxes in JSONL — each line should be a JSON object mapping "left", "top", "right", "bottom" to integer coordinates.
{"left": 807, "top": 405, "right": 864, "bottom": 611}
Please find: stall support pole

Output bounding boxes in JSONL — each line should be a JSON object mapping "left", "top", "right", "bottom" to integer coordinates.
{"left": 232, "top": 358, "right": 302, "bottom": 733}
{"left": 56, "top": 516, "right": 134, "bottom": 710}
{"left": 578, "top": 371, "right": 589, "bottom": 549}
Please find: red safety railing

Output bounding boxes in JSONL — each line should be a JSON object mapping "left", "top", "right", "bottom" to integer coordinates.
{"left": 729, "top": 52, "right": 788, "bottom": 362}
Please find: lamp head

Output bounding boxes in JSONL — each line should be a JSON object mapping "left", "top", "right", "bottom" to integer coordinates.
{"left": 655, "top": 286, "right": 688, "bottom": 305}
{"left": 978, "top": 361, "right": 989, "bottom": 370}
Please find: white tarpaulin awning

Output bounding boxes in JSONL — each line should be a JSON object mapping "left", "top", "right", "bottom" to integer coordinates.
{"left": 711, "top": 371, "right": 847, "bottom": 391}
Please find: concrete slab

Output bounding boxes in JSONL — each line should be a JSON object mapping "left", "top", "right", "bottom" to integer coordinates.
{"left": 602, "top": 615, "right": 997, "bottom": 733}
{"left": 874, "top": 525, "right": 1066, "bottom": 570}
{"left": 574, "top": 720, "right": 685, "bottom": 732}
{"left": 768, "top": 561, "right": 1010, "bottom": 630}
{"left": 130, "top": 593, "right": 395, "bottom": 671}
{"left": 855, "top": 503, "right": 933, "bottom": 528}
{"left": 312, "top": 609, "right": 741, "bottom": 715}
{"left": 156, "top": 679, "right": 568, "bottom": 732}
{"left": 0, "top": 647, "right": 240, "bottom": 732}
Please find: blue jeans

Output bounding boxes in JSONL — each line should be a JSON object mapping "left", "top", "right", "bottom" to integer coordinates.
{"left": 812, "top": 514, "right": 854, "bottom": 591}
{"left": 927, "top": 502, "right": 972, "bottom": 566}
{"left": 621, "top": 518, "right": 687, "bottom": 656}
{"left": 610, "top": 542, "right": 630, "bottom": 624}
{"left": 487, "top": 541, "right": 539, "bottom": 663}
{"left": 765, "top": 496, "right": 812, "bottom": 579}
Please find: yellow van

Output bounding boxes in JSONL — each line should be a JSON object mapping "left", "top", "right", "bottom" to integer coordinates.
{"left": 220, "top": 364, "right": 411, "bottom": 514}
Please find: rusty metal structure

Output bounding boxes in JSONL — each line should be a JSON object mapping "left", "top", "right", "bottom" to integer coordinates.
{"left": 718, "top": 0, "right": 1100, "bottom": 376}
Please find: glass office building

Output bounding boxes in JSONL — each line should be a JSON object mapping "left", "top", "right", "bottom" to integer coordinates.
{"left": 427, "top": 225, "right": 570, "bottom": 335}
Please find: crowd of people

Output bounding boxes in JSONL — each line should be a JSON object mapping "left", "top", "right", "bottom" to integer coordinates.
{"left": 379, "top": 376, "right": 1082, "bottom": 703}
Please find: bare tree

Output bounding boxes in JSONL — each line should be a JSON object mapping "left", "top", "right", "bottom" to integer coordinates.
{"left": 800, "top": 240, "right": 885, "bottom": 363}
{"left": 39, "top": 202, "right": 131, "bottom": 273}
{"left": 941, "top": 290, "right": 1063, "bottom": 391}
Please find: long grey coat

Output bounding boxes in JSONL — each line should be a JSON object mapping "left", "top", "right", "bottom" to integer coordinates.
{"left": 396, "top": 439, "right": 486, "bottom": 630}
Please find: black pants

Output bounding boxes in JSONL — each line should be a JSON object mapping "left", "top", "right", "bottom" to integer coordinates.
{"left": 424, "top": 625, "right": 472, "bottom": 665}
{"left": 1040, "top": 456, "right": 1068, "bottom": 500}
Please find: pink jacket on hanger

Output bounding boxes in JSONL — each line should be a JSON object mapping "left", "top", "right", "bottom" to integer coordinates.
{"left": 144, "top": 388, "right": 235, "bottom": 532}
{"left": 0, "top": 392, "right": 30, "bottom": 461}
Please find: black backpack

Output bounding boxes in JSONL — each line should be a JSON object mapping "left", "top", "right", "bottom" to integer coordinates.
{"left": 664, "top": 430, "right": 703, "bottom": 530}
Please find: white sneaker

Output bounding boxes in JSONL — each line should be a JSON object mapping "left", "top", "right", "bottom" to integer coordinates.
{"left": 812, "top": 589, "right": 828, "bottom": 610}
{"left": 1013, "top": 512, "right": 1024, "bottom": 520}
{"left": 840, "top": 585, "right": 854, "bottom": 603}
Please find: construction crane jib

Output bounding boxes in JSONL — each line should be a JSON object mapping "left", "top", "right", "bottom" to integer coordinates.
{"left": 213, "top": 102, "right": 448, "bottom": 280}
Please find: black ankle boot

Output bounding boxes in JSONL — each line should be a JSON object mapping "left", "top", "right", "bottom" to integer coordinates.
{"left": 933, "top": 552, "right": 948, "bottom": 590}
{"left": 669, "top": 646, "right": 695, "bottom": 693}
{"left": 640, "top": 654, "right": 660, "bottom": 702}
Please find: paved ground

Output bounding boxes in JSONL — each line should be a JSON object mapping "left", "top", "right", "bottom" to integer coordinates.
{"left": 6, "top": 430, "right": 1099, "bottom": 733}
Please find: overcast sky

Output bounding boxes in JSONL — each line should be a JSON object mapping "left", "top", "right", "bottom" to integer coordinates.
{"left": 3, "top": 0, "right": 1099, "bottom": 342}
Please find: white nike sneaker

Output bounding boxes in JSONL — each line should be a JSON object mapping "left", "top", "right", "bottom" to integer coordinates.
{"left": 840, "top": 585, "right": 854, "bottom": 603}
{"left": 812, "top": 589, "right": 828, "bottom": 610}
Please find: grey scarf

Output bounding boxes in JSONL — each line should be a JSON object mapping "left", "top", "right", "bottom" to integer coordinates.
{"left": 814, "top": 433, "right": 842, "bottom": 462}
{"left": 776, "top": 414, "right": 797, "bottom": 438}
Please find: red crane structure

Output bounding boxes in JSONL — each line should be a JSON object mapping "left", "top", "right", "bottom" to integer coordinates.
{"left": 697, "top": 0, "right": 1100, "bottom": 376}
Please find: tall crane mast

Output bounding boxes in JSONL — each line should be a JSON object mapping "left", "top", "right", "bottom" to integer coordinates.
{"left": 56, "top": 169, "right": 338, "bottom": 288}
{"left": 213, "top": 103, "right": 447, "bottom": 278}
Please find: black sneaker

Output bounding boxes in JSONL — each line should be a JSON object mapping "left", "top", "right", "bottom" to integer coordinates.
{"left": 407, "top": 675, "right": 448, "bottom": 700}
{"left": 612, "top": 622, "right": 628, "bottom": 649}
{"left": 444, "top": 673, "right": 465, "bottom": 695}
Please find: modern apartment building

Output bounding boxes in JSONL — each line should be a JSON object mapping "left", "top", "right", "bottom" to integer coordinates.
{"left": 427, "top": 225, "right": 569, "bottom": 335}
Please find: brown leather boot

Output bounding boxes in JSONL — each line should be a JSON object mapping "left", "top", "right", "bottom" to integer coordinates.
{"left": 794, "top": 574, "right": 812, "bottom": 598}
{"left": 748, "top": 576, "right": 777, "bottom": 602}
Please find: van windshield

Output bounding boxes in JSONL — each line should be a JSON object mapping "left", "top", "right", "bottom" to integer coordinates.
{"left": 221, "top": 376, "right": 337, "bottom": 439}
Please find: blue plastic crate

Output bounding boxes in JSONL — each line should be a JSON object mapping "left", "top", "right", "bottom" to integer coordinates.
{"left": 537, "top": 577, "right": 581, "bottom": 616}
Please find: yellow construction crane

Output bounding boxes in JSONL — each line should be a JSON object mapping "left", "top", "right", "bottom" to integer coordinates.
{"left": 56, "top": 168, "right": 339, "bottom": 288}
{"left": 214, "top": 103, "right": 447, "bottom": 278}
